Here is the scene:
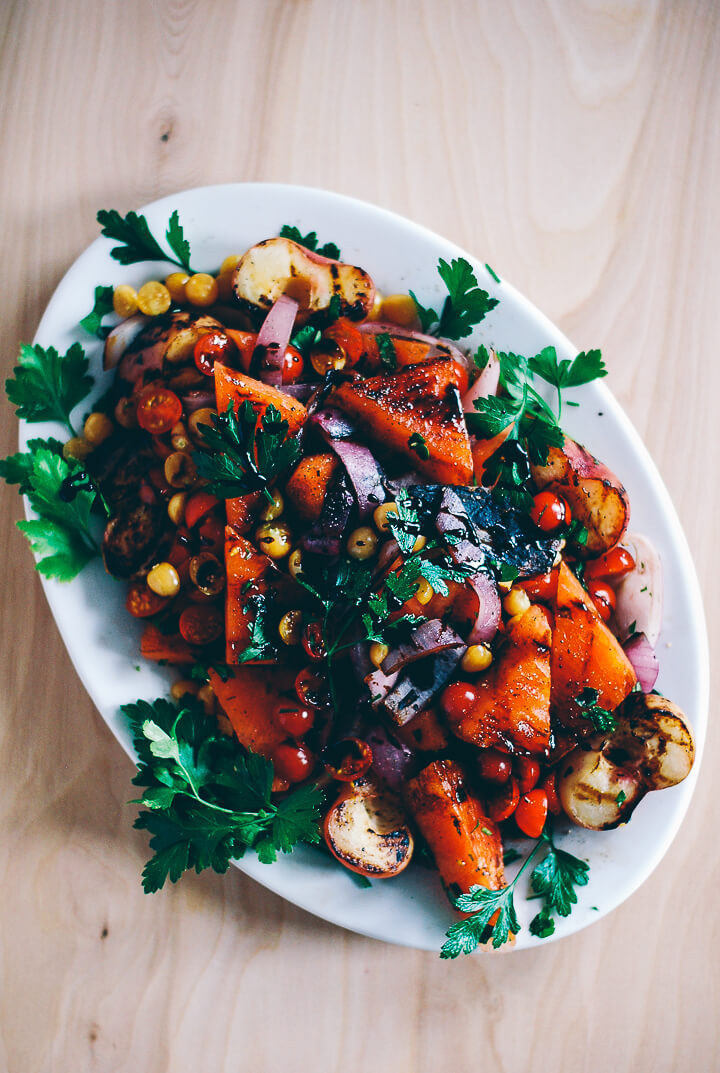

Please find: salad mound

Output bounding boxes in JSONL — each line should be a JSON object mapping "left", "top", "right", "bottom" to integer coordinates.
{"left": 1, "top": 209, "right": 695, "bottom": 955}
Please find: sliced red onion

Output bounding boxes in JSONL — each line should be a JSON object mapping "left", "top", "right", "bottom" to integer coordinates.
{"left": 365, "top": 666, "right": 400, "bottom": 708}
{"left": 252, "top": 295, "right": 299, "bottom": 386}
{"left": 301, "top": 472, "right": 354, "bottom": 557}
{"left": 466, "top": 573, "right": 502, "bottom": 643}
{"left": 613, "top": 534, "right": 663, "bottom": 647}
{"left": 312, "top": 408, "right": 385, "bottom": 521}
{"left": 383, "top": 648, "right": 465, "bottom": 726}
{"left": 382, "top": 620, "right": 465, "bottom": 676}
{"left": 103, "top": 314, "right": 149, "bottom": 371}
{"left": 623, "top": 632, "right": 659, "bottom": 693}
{"left": 366, "top": 725, "right": 415, "bottom": 790}
{"left": 276, "top": 382, "right": 316, "bottom": 401}
{"left": 462, "top": 349, "right": 499, "bottom": 409}
{"left": 181, "top": 388, "right": 216, "bottom": 413}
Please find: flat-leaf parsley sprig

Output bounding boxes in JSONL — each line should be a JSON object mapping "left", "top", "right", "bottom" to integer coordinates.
{"left": 193, "top": 401, "right": 301, "bottom": 502}
{"left": 466, "top": 345, "right": 607, "bottom": 509}
{"left": 97, "top": 207, "right": 194, "bottom": 273}
{"left": 5, "top": 341, "right": 94, "bottom": 436}
{"left": 440, "top": 824, "right": 589, "bottom": 957}
{"left": 124, "top": 697, "right": 323, "bottom": 892}
{"left": 279, "top": 224, "right": 341, "bottom": 260}
{"left": 410, "top": 257, "right": 499, "bottom": 340}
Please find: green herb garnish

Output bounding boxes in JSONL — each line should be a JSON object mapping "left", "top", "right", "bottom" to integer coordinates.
{"left": 575, "top": 686, "right": 617, "bottom": 733}
{"left": 124, "top": 697, "right": 322, "bottom": 891}
{"left": 377, "top": 332, "right": 398, "bottom": 371}
{"left": 410, "top": 257, "right": 499, "bottom": 340}
{"left": 5, "top": 342, "right": 93, "bottom": 435}
{"left": 408, "top": 431, "right": 430, "bottom": 460}
{"left": 279, "top": 224, "right": 340, "bottom": 260}
{"left": 79, "top": 285, "right": 115, "bottom": 339}
{"left": 97, "top": 208, "right": 194, "bottom": 272}
{"left": 193, "top": 401, "right": 301, "bottom": 502}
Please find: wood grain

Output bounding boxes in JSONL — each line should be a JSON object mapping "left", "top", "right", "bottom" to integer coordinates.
{"left": 1, "top": 1, "right": 718, "bottom": 1070}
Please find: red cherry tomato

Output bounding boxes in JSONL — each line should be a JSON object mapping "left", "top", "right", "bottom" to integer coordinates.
{"left": 194, "top": 330, "right": 238, "bottom": 375}
{"left": 322, "top": 319, "right": 366, "bottom": 366}
{"left": 515, "top": 570, "right": 558, "bottom": 604}
{"left": 514, "top": 756, "right": 540, "bottom": 794}
{"left": 529, "top": 491, "right": 570, "bottom": 533}
{"left": 196, "top": 512, "right": 225, "bottom": 556}
{"left": 136, "top": 385, "right": 183, "bottom": 435}
{"left": 125, "top": 583, "right": 170, "bottom": 618}
{"left": 302, "top": 621, "right": 327, "bottom": 662}
{"left": 282, "top": 345, "right": 305, "bottom": 384}
{"left": 485, "top": 776, "right": 520, "bottom": 823}
{"left": 587, "top": 580, "right": 616, "bottom": 622}
{"left": 272, "top": 743, "right": 316, "bottom": 784}
{"left": 178, "top": 604, "right": 223, "bottom": 646}
{"left": 185, "top": 491, "right": 220, "bottom": 530}
{"left": 273, "top": 700, "right": 315, "bottom": 738}
{"left": 514, "top": 789, "right": 548, "bottom": 838}
{"left": 477, "top": 749, "right": 513, "bottom": 785}
{"left": 541, "top": 771, "right": 562, "bottom": 816}
{"left": 295, "top": 667, "right": 331, "bottom": 709}
{"left": 584, "top": 546, "right": 636, "bottom": 581}
{"left": 441, "top": 681, "right": 480, "bottom": 722}
{"left": 322, "top": 738, "right": 373, "bottom": 781}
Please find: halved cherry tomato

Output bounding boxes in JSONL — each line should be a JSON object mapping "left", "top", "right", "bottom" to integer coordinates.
{"left": 486, "top": 776, "right": 520, "bottom": 823}
{"left": 440, "top": 681, "right": 480, "bottom": 722}
{"left": 322, "top": 318, "right": 366, "bottom": 366}
{"left": 125, "top": 583, "right": 170, "bottom": 618}
{"left": 514, "top": 789, "right": 548, "bottom": 838}
{"left": 322, "top": 737, "right": 373, "bottom": 781}
{"left": 295, "top": 667, "right": 331, "bottom": 708}
{"left": 282, "top": 344, "right": 305, "bottom": 384}
{"left": 541, "top": 771, "right": 562, "bottom": 816}
{"left": 272, "top": 743, "right": 316, "bottom": 783}
{"left": 515, "top": 570, "right": 558, "bottom": 604}
{"left": 136, "top": 385, "right": 183, "bottom": 435}
{"left": 185, "top": 491, "right": 220, "bottom": 530}
{"left": 178, "top": 604, "right": 223, "bottom": 645}
{"left": 477, "top": 748, "right": 513, "bottom": 785}
{"left": 194, "top": 330, "right": 238, "bottom": 375}
{"left": 302, "top": 621, "right": 327, "bottom": 662}
{"left": 587, "top": 580, "right": 616, "bottom": 622}
{"left": 584, "top": 546, "right": 636, "bottom": 581}
{"left": 273, "top": 700, "right": 315, "bottom": 738}
{"left": 529, "top": 491, "right": 570, "bottom": 533}
{"left": 514, "top": 756, "right": 540, "bottom": 794}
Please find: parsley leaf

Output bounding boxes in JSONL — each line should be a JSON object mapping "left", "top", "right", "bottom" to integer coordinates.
{"left": 528, "top": 346, "right": 607, "bottom": 419}
{"left": 440, "top": 883, "right": 520, "bottom": 956}
{"left": 0, "top": 437, "right": 64, "bottom": 494}
{"left": 97, "top": 208, "right": 194, "bottom": 271}
{"left": 11, "top": 446, "right": 100, "bottom": 580}
{"left": 193, "top": 401, "right": 301, "bottom": 502}
{"left": 410, "top": 257, "right": 498, "bottom": 340}
{"left": 575, "top": 686, "right": 617, "bottom": 732}
{"left": 79, "top": 285, "right": 114, "bottom": 339}
{"left": 6, "top": 342, "right": 93, "bottom": 434}
{"left": 236, "top": 597, "right": 277, "bottom": 663}
{"left": 279, "top": 224, "right": 341, "bottom": 260}
{"left": 529, "top": 833, "right": 589, "bottom": 937}
{"left": 290, "top": 324, "right": 321, "bottom": 358}
{"left": 408, "top": 432, "right": 430, "bottom": 460}
{"left": 124, "top": 697, "right": 323, "bottom": 892}
{"left": 376, "top": 332, "right": 398, "bottom": 371}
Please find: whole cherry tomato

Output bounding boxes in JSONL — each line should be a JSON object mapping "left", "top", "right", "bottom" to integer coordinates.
{"left": 486, "top": 776, "right": 520, "bottom": 823}
{"left": 136, "top": 385, "right": 183, "bottom": 435}
{"left": 529, "top": 491, "right": 570, "bottom": 533}
{"left": 584, "top": 546, "right": 636, "bottom": 581}
{"left": 514, "top": 789, "right": 548, "bottom": 838}
{"left": 302, "top": 621, "right": 327, "bottom": 662}
{"left": 477, "top": 749, "right": 513, "bottom": 785}
{"left": 273, "top": 700, "right": 315, "bottom": 738}
{"left": 272, "top": 743, "right": 316, "bottom": 784}
{"left": 282, "top": 345, "right": 305, "bottom": 384}
{"left": 587, "top": 580, "right": 616, "bottom": 622}
{"left": 514, "top": 756, "right": 540, "bottom": 794}
{"left": 440, "top": 681, "right": 480, "bottom": 722}
{"left": 515, "top": 570, "right": 558, "bottom": 604}
{"left": 185, "top": 491, "right": 220, "bottom": 530}
{"left": 194, "top": 330, "right": 238, "bottom": 375}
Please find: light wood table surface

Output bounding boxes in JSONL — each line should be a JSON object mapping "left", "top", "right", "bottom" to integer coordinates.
{"left": 1, "top": 2, "right": 718, "bottom": 1071}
